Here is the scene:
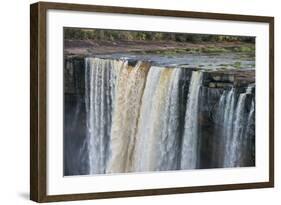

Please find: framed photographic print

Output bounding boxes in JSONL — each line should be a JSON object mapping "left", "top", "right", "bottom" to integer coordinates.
{"left": 30, "top": 1, "right": 274, "bottom": 202}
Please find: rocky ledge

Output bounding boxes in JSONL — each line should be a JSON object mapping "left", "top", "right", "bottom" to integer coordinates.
{"left": 64, "top": 56, "right": 255, "bottom": 95}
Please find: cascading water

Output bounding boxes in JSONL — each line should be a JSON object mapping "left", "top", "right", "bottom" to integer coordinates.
{"left": 230, "top": 86, "right": 255, "bottom": 167}
{"left": 180, "top": 71, "right": 203, "bottom": 169}
{"left": 85, "top": 58, "right": 124, "bottom": 174}
{"left": 133, "top": 67, "right": 182, "bottom": 172}
{"left": 106, "top": 61, "right": 150, "bottom": 173}
{"left": 214, "top": 86, "right": 255, "bottom": 168}
{"left": 222, "top": 88, "right": 236, "bottom": 167}
{"left": 77, "top": 57, "right": 256, "bottom": 175}
{"left": 229, "top": 93, "right": 247, "bottom": 167}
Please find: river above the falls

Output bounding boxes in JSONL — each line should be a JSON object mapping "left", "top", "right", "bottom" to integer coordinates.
{"left": 92, "top": 52, "right": 255, "bottom": 70}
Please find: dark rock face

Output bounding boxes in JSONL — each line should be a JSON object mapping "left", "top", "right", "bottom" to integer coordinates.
{"left": 198, "top": 68, "right": 255, "bottom": 168}
{"left": 64, "top": 94, "right": 89, "bottom": 175}
{"left": 64, "top": 57, "right": 88, "bottom": 175}
{"left": 197, "top": 86, "right": 255, "bottom": 168}
{"left": 64, "top": 57, "right": 85, "bottom": 95}
{"left": 198, "top": 87, "right": 223, "bottom": 168}
{"left": 202, "top": 70, "right": 255, "bottom": 88}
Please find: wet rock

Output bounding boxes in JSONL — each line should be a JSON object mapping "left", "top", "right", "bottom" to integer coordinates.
{"left": 212, "top": 76, "right": 221, "bottom": 81}
{"left": 64, "top": 56, "right": 85, "bottom": 95}
{"left": 209, "top": 82, "right": 216, "bottom": 88}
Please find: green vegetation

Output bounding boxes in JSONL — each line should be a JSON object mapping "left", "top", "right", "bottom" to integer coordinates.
{"left": 64, "top": 28, "right": 255, "bottom": 44}
{"left": 132, "top": 45, "right": 254, "bottom": 55}
{"left": 233, "top": 61, "right": 242, "bottom": 68}
{"left": 232, "top": 45, "right": 255, "bottom": 53}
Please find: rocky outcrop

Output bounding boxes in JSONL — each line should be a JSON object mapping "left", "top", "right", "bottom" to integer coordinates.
{"left": 64, "top": 56, "right": 255, "bottom": 94}
{"left": 203, "top": 70, "right": 255, "bottom": 88}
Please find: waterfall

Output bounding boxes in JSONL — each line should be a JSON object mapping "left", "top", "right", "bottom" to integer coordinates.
{"left": 244, "top": 99, "right": 255, "bottom": 165}
{"left": 180, "top": 71, "right": 203, "bottom": 170}
{"left": 85, "top": 58, "right": 124, "bottom": 174}
{"left": 228, "top": 93, "right": 247, "bottom": 167}
{"left": 212, "top": 90, "right": 227, "bottom": 166}
{"left": 222, "top": 88, "right": 236, "bottom": 167}
{"left": 132, "top": 67, "right": 162, "bottom": 172}
{"left": 229, "top": 87, "right": 255, "bottom": 167}
{"left": 214, "top": 86, "right": 255, "bottom": 168}
{"left": 80, "top": 57, "right": 256, "bottom": 175}
{"left": 133, "top": 67, "right": 182, "bottom": 172}
{"left": 245, "top": 100, "right": 255, "bottom": 138}
{"left": 106, "top": 61, "right": 150, "bottom": 173}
